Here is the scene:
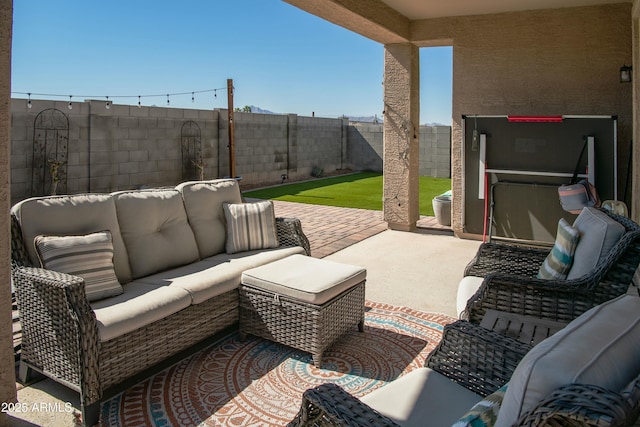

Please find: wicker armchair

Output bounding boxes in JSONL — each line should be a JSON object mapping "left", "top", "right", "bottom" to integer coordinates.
{"left": 461, "top": 210, "right": 640, "bottom": 326}
{"left": 289, "top": 319, "right": 640, "bottom": 427}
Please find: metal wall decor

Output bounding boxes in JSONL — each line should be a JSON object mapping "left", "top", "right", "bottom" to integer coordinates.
{"left": 181, "top": 120, "right": 203, "bottom": 181}
{"left": 31, "top": 108, "right": 69, "bottom": 196}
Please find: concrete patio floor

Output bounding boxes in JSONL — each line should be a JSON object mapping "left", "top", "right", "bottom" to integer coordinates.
{"left": 8, "top": 201, "right": 481, "bottom": 426}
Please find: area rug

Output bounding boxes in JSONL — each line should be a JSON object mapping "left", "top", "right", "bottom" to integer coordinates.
{"left": 99, "top": 302, "right": 455, "bottom": 426}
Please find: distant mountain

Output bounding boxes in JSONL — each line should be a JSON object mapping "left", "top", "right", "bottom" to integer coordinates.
{"left": 424, "top": 121, "right": 448, "bottom": 126}
{"left": 250, "top": 105, "right": 276, "bottom": 114}
{"left": 344, "top": 115, "right": 383, "bottom": 124}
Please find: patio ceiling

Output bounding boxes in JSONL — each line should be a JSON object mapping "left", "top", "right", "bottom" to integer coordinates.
{"left": 380, "top": 0, "right": 632, "bottom": 19}
{"left": 284, "top": 0, "right": 634, "bottom": 43}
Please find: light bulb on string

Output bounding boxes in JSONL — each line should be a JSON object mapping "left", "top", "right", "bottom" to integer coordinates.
{"left": 166, "top": 94, "right": 170, "bottom": 106}
{"left": 138, "top": 96, "right": 141, "bottom": 108}
{"left": 192, "top": 92, "right": 195, "bottom": 103}
{"left": 105, "top": 96, "right": 110, "bottom": 109}
{"left": 27, "top": 93, "right": 32, "bottom": 109}
{"left": 68, "top": 95, "right": 73, "bottom": 110}
{"left": 214, "top": 90, "right": 217, "bottom": 99}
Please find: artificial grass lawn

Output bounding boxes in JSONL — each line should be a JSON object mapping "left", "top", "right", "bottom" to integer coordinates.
{"left": 242, "top": 172, "right": 451, "bottom": 216}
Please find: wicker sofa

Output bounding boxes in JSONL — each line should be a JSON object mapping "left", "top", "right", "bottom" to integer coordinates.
{"left": 10, "top": 179, "right": 310, "bottom": 426}
{"left": 457, "top": 207, "right": 640, "bottom": 326}
{"left": 291, "top": 294, "right": 640, "bottom": 427}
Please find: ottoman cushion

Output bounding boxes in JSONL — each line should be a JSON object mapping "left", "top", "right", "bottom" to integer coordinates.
{"left": 241, "top": 254, "right": 366, "bottom": 305}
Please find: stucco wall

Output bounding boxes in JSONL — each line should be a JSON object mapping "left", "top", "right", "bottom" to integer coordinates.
{"left": 0, "top": 0, "right": 16, "bottom": 417}
{"left": 412, "top": 3, "right": 633, "bottom": 235}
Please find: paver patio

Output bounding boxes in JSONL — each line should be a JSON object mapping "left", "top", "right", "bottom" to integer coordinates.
{"left": 269, "top": 199, "right": 449, "bottom": 258}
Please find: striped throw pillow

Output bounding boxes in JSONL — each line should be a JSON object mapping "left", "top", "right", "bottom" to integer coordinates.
{"left": 223, "top": 201, "right": 278, "bottom": 254}
{"left": 537, "top": 218, "right": 580, "bottom": 280}
{"left": 35, "top": 231, "right": 124, "bottom": 302}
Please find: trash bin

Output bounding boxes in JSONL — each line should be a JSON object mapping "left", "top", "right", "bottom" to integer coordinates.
{"left": 432, "top": 191, "right": 451, "bottom": 226}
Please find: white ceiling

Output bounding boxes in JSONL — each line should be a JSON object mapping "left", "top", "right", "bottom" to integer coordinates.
{"left": 380, "top": 0, "right": 632, "bottom": 19}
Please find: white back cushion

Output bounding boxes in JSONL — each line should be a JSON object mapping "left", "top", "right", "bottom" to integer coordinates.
{"left": 176, "top": 180, "right": 243, "bottom": 258}
{"left": 11, "top": 194, "right": 133, "bottom": 284}
{"left": 496, "top": 294, "right": 640, "bottom": 426}
{"left": 113, "top": 189, "right": 200, "bottom": 279}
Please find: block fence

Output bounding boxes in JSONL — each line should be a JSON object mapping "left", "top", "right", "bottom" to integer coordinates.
{"left": 10, "top": 99, "right": 451, "bottom": 204}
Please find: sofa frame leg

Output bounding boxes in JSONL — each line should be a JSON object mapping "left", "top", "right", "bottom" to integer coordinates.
{"left": 81, "top": 401, "right": 100, "bottom": 427}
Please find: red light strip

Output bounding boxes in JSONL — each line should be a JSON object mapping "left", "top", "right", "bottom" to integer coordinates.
{"left": 507, "top": 116, "right": 563, "bottom": 123}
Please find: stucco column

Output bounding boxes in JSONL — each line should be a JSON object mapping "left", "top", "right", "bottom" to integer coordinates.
{"left": 383, "top": 43, "right": 420, "bottom": 231}
{"left": 0, "top": 0, "right": 16, "bottom": 418}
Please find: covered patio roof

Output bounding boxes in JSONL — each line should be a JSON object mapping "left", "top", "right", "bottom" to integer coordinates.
{"left": 284, "top": 0, "right": 640, "bottom": 235}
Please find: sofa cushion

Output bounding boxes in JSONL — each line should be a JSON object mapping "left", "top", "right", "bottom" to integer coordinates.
{"left": 137, "top": 246, "right": 305, "bottom": 304}
{"left": 91, "top": 282, "right": 192, "bottom": 342}
{"left": 360, "top": 367, "right": 482, "bottom": 427}
{"left": 453, "top": 383, "right": 508, "bottom": 427}
{"left": 11, "top": 194, "right": 132, "bottom": 284}
{"left": 496, "top": 294, "right": 640, "bottom": 426}
{"left": 537, "top": 218, "right": 580, "bottom": 280}
{"left": 176, "top": 180, "right": 243, "bottom": 258}
{"left": 223, "top": 200, "right": 279, "bottom": 254}
{"left": 241, "top": 254, "right": 367, "bottom": 305}
{"left": 566, "top": 207, "right": 625, "bottom": 279}
{"left": 112, "top": 189, "right": 200, "bottom": 279}
{"left": 35, "top": 231, "right": 123, "bottom": 302}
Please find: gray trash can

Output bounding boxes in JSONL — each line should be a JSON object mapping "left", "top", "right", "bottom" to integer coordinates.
{"left": 432, "top": 192, "right": 451, "bottom": 226}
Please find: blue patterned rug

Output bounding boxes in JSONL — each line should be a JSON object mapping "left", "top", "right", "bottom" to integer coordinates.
{"left": 100, "top": 302, "right": 454, "bottom": 426}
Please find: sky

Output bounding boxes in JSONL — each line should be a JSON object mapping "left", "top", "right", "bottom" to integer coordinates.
{"left": 11, "top": 0, "right": 453, "bottom": 125}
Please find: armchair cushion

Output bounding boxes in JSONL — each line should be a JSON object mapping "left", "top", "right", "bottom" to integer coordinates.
{"left": 537, "top": 218, "right": 580, "bottom": 280}
{"left": 496, "top": 294, "right": 640, "bottom": 426}
{"left": 567, "top": 207, "right": 625, "bottom": 279}
{"left": 360, "top": 367, "right": 482, "bottom": 427}
{"left": 223, "top": 200, "right": 278, "bottom": 254}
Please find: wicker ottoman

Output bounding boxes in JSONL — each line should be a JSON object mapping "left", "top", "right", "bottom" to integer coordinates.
{"left": 239, "top": 254, "right": 366, "bottom": 367}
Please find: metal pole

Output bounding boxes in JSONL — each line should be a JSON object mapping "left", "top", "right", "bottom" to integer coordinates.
{"left": 227, "top": 79, "right": 235, "bottom": 179}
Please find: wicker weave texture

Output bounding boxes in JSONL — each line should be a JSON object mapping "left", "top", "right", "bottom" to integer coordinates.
{"left": 288, "top": 383, "right": 401, "bottom": 427}
{"left": 239, "top": 281, "right": 365, "bottom": 366}
{"left": 463, "top": 210, "right": 640, "bottom": 326}
{"left": 277, "top": 217, "right": 311, "bottom": 256}
{"left": 99, "top": 290, "right": 238, "bottom": 390}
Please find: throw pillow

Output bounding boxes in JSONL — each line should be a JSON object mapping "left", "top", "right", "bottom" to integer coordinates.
{"left": 453, "top": 383, "right": 508, "bottom": 427}
{"left": 34, "top": 231, "right": 124, "bottom": 302}
{"left": 223, "top": 200, "right": 278, "bottom": 254}
{"left": 537, "top": 218, "right": 580, "bottom": 280}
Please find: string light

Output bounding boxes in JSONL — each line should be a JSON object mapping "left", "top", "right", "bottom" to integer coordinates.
{"left": 12, "top": 87, "right": 227, "bottom": 110}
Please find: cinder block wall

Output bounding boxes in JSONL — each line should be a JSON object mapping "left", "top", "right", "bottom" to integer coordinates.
{"left": 349, "top": 122, "right": 451, "bottom": 177}
{"left": 10, "top": 99, "right": 450, "bottom": 204}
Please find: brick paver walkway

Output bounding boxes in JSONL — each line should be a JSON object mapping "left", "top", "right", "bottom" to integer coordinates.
{"left": 271, "top": 200, "right": 450, "bottom": 258}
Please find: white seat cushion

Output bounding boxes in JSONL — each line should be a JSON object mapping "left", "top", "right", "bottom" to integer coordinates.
{"left": 361, "top": 367, "right": 482, "bottom": 427}
{"left": 456, "top": 276, "right": 484, "bottom": 318}
{"left": 241, "top": 254, "right": 366, "bottom": 305}
{"left": 496, "top": 294, "right": 640, "bottom": 426}
{"left": 91, "top": 282, "right": 192, "bottom": 342}
{"left": 138, "top": 246, "right": 306, "bottom": 304}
